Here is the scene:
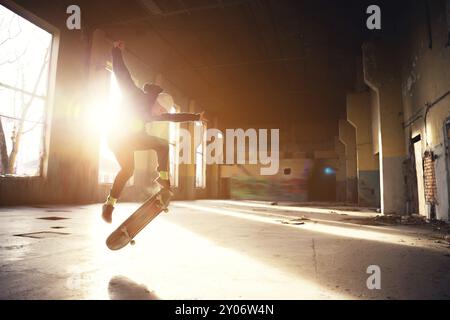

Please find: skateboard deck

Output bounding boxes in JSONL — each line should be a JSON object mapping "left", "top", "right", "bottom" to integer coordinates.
{"left": 106, "top": 189, "right": 171, "bottom": 250}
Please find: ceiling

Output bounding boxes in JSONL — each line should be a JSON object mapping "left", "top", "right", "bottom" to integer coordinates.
{"left": 65, "top": 0, "right": 396, "bottom": 134}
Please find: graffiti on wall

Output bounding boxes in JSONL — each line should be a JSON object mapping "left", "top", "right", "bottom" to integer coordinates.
{"left": 230, "top": 177, "right": 308, "bottom": 202}
{"left": 229, "top": 160, "right": 313, "bottom": 202}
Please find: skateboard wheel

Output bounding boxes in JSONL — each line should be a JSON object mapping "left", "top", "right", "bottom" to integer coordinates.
{"left": 130, "top": 240, "right": 136, "bottom": 246}
{"left": 163, "top": 208, "right": 169, "bottom": 213}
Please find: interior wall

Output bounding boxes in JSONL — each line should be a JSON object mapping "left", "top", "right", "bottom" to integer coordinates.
{"left": 400, "top": 0, "right": 450, "bottom": 221}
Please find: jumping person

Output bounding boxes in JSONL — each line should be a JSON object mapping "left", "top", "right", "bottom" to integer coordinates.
{"left": 102, "top": 40, "right": 206, "bottom": 223}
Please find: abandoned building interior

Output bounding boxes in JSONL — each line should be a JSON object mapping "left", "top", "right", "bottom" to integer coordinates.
{"left": 0, "top": 0, "right": 449, "bottom": 300}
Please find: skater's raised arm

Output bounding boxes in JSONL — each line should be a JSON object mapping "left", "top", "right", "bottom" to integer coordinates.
{"left": 153, "top": 111, "right": 208, "bottom": 123}
{"left": 112, "top": 41, "right": 138, "bottom": 93}
{"left": 152, "top": 113, "right": 201, "bottom": 123}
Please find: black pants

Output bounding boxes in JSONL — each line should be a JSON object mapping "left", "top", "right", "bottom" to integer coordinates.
{"left": 108, "top": 132, "right": 169, "bottom": 199}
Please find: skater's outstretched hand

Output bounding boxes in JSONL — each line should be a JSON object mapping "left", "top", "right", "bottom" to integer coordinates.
{"left": 113, "top": 40, "right": 125, "bottom": 50}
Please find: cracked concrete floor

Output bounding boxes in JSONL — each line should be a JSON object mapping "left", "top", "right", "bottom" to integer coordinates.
{"left": 0, "top": 200, "right": 449, "bottom": 300}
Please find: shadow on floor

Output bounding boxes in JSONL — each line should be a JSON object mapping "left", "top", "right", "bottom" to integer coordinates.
{"left": 166, "top": 202, "right": 450, "bottom": 299}
{"left": 108, "top": 276, "right": 159, "bottom": 300}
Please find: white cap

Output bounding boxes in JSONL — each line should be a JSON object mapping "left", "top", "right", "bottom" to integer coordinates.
{"left": 156, "top": 93, "right": 174, "bottom": 112}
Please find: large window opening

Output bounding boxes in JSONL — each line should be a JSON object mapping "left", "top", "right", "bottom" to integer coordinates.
{"left": 169, "top": 106, "right": 179, "bottom": 187}
{"left": 195, "top": 121, "right": 206, "bottom": 188}
{"left": 98, "top": 72, "right": 126, "bottom": 185}
{"left": 0, "top": 4, "right": 53, "bottom": 177}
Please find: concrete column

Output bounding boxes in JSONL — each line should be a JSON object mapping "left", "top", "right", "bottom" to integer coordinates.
{"left": 334, "top": 136, "right": 347, "bottom": 202}
{"left": 347, "top": 92, "right": 380, "bottom": 207}
{"left": 339, "top": 120, "right": 358, "bottom": 203}
{"left": 363, "top": 41, "right": 407, "bottom": 215}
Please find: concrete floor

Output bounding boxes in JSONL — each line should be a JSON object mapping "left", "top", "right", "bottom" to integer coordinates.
{"left": 0, "top": 200, "right": 449, "bottom": 300}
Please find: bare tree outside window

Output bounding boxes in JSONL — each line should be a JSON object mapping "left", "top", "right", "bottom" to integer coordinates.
{"left": 0, "top": 5, "right": 52, "bottom": 176}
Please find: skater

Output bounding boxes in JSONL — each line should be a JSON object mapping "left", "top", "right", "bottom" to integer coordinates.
{"left": 102, "top": 40, "right": 206, "bottom": 223}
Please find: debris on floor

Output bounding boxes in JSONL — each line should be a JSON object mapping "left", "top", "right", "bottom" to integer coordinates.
{"left": 279, "top": 217, "right": 310, "bottom": 225}
{"left": 372, "top": 214, "right": 431, "bottom": 226}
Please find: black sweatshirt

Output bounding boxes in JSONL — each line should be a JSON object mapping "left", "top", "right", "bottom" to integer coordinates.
{"left": 111, "top": 47, "right": 200, "bottom": 134}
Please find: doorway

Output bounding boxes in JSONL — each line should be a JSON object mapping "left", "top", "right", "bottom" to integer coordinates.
{"left": 308, "top": 161, "right": 337, "bottom": 202}
{"left": 444, "top": 117, "right": 450, "bottom": 220}
{"left": 412, "top": 135, "right": 426, "bottom": 216}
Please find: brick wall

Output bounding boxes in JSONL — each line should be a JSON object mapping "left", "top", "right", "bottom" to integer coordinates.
{"left": 423, "top": 151, "right": 437, "bottom": 204}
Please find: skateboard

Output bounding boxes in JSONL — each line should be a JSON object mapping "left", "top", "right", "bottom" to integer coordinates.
{"left": 106, "top": 188, "right": 171, "bottom": 250}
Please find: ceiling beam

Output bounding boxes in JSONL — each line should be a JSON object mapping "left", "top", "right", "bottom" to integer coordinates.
{"left": 137, "top": 0, "right": 249, "bottom": 17}
{"left": 165, "top": 56, "right": 307, "bottom": 72}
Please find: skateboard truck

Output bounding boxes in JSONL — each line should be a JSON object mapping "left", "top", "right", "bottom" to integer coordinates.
{"left": 156, "top": 194, "right": 170, "bottom": 213}
{"left": 121, "top": 226, "right": 135, "bottom": 245}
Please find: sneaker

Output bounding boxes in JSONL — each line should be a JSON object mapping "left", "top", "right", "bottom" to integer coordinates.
{"left": 102, "top": 204, "right": 115, "bottom": 223}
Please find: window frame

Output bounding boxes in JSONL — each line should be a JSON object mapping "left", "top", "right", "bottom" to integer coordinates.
{"left": 0, "top": 1, "right": 59, "bottom": 179}
{"left": 194, "top": 121, "right": 206, "bottom": 189}
{"left": 169, "top": 105, "right": 180, "bottom": 188}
